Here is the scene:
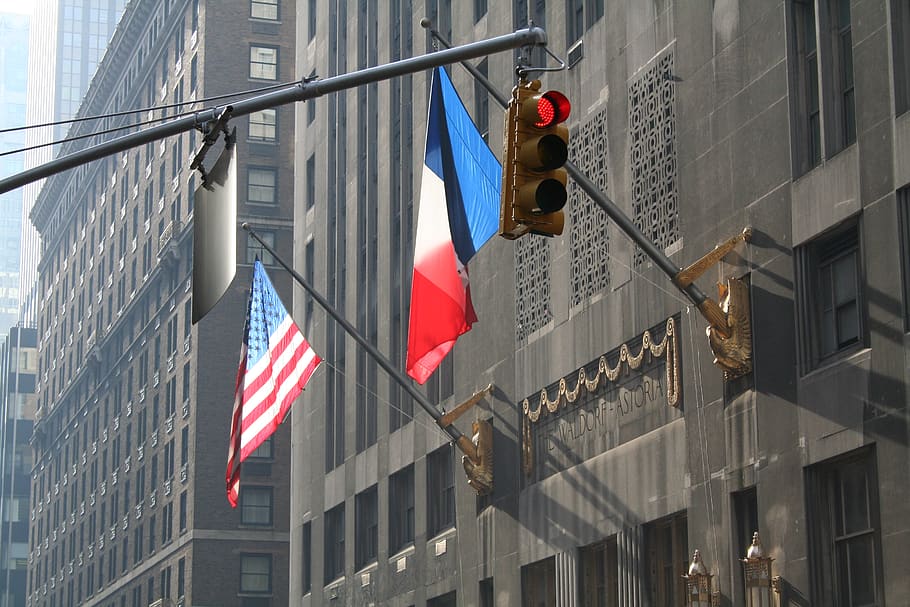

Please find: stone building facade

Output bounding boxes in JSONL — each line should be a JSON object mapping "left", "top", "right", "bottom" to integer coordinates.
{"left": 292, "top": 1, "right": 910, "bottom": 606}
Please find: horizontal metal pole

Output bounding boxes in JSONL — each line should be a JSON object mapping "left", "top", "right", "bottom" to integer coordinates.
{"left": 1, "top": 26, "right": 547, "bottom": 196}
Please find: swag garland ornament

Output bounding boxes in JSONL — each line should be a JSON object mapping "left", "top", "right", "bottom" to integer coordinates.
{"left": 522, "top": 317, "right": 680, "bottom": 424}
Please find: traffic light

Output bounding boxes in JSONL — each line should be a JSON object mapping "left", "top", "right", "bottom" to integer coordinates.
{"left": 500, "top": 79, "right": 571, "bottom": 239}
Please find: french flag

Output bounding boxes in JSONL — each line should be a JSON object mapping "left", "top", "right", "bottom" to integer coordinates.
{"left": 406, "top": 67, "right": 501, "bottom": 384}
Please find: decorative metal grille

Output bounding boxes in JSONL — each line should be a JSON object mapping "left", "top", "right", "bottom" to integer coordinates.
{"left": 515, "top": 235, "right": 552, "bottom": 341}
{"left": 628, "top": 51, "right": 679, "bottom": 267}
{"left": 569, "top": 105, "right": 611, "bottom": 306}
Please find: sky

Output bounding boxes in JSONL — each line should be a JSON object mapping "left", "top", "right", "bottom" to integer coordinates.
{"left": 0, "top": 0, "right": 32, "bottom": 15}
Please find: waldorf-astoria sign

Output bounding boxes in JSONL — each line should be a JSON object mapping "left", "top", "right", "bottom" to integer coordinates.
{"left": 521, "top": 317, "right": 683, "bottom": 483}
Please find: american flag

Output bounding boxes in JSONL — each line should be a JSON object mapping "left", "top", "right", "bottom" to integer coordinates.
{"left": 226, "top": 260, "right": 321, "bottom": 507}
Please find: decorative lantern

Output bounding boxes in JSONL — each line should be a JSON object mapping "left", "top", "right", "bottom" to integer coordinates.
{"left": 742, "top": 532, "right": 774, "bottom": 607}
{"left": 684, "top": 550, "right": 713, "bottom": 607}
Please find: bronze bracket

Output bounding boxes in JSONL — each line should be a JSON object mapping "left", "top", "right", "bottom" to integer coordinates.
{"left": 438, "top": 384, "right": 494, "bottom": 464}
{"left": 674, "top": 227, "right": 752, "bottom": 338}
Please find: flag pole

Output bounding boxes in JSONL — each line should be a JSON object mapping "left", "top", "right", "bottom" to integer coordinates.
{"left": 422, "top": 22, "right": 731, "bottom": 335}
{"left": 242, "top": 223, "right": 475, "bottom": 453}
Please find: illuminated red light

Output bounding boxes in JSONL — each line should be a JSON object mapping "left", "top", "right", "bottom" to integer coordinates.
{"left": 534, "top": 91, "right": 571, "bottom": 128}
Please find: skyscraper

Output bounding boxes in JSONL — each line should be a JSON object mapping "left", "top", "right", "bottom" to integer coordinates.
{"left": 26, "top": 0, "right": 297, "bottom": 605}
{"left": 19, "top": 0, "right": 126, "bottom": 329}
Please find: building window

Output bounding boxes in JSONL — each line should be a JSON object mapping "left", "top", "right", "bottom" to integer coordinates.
{"left": 474, "top": 59, "right": 489, "bottom": 142}
{"left": 307, "top": 0, "right": 317, "bottom": 42}
{"left": 521, "top": 557, "right": 556, "bottom": 606}
{"left": 644, "top": 512, "right": 688, "bottom": 607}
{"left": 732, "top": 487, "right": 759, "bottom": 602}
{"left": 428, "top": 591, "right": 457, "bottom": 607}
{"left": 894, "top": 0, "right": 910, "bottom": 115}
{"left": 306, "top": 154, "right": 316, "bottom": 210}
{"left": 249, "top": 109, "right": 277, "bottom": 142}
{"left": 241, "top": 486, "right": 274, "bottom": 526}
{"left": 247, "top": 167, "right": 277, "bottom": 206}
{"left": 249, "top": 436, "right": 274, "bottom": 460}
{"left": 796, "top": 219, "right": 863, "bottom": 371}
{"left": 789, "top": 0, "right": 821, "bottom": 173}
{"left": 249, "top": 45, "right": 278, "bottom": 80}
{"left": 426, "top": 355, "right": 454, "bottom": 404}
{"left": 479, "top": 578, "right": 494, "bottom": 607}
{"left": 566, "top": 0, "right": 604, "bottom": 46}
{"left": 324, "top": 503, "right": 345, "bottom": 584}
{"left": 901, "top": 188, "right": 910, "bottom": 329}
{"left": 427, "top": 445, "right": 455, "bottom": 537}
{"left": 301, "top": 522, "right": 312, "bottom": 595}
{"left": 788, "top": 0, "right": 856, "bottom": 176}
{"left": 473, "top": 0, "right": 487, "bottom": 22}
{"left": 240, "top": 553, "right": 272, "bottom": 594}
{"left": 807, "top": 447, "right": 883, "bottom": 606}
{"left": 355, "top": 486, "right": 378, "bottom": 569}
{"left": 579, "top": 537, "right": 619, "bottom": 607}
{"left": 246, "top": 229, "right": 276, "bottom": 265}
{"left": 389, "top": 465, "right": 414, "bottom": 554}
{"left": 250, "top": 0, "right": 278, "bottom": 20}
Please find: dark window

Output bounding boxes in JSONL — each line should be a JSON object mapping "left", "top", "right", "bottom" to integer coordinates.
{"left": 644, "top": 512, "right": 688, "bottom": 607}
{"left": 732, "top": 487, "right": 759, "bottom": 603}
{"left": 247, "top": 167, "right": 278, "bottom": 205}
{"left": 249, "top": 45, "right": 278, "bottom": 80}
{"left": 308, "top": 0, "right": 317, "bottom": 42}
{"left": 428, "top": 591, "right": 457, "bottom": 607}
{"left": 249, "top": 436, "right": 274, "bottom": 460}
{"left": 899, "top": 188, "right": 910, "bottom": 329}
{"left": 807, "top": 447, "right": 883, "bottom": 606}
{"left": 474, "top": 0, "right": 487, "bottom": 22}
{"left": 894, "top": 0, "right": 910, "bottom": 115}
{"left": 579, "top": 537, "right": 619, "bottom": 607}
{"left": 306, "top": 154, "right": 316, "bottom": 210}
{"left": 789, "top": 0, "right": 822, "bottom": 174}
{"left": 179, "top": 491, "right": 187, "bottom": 532}
{"left": 427, "top": 445, "right": 455, "bottom": 537}
{"left": 827, "top": 0, "right": 855, "bottom": 151}
{"left": 177, "top": 557, "right": 185, "bottom": 598}
{"left": 522, "top": 557, "right": 556, "bottom": 607}
{"left": 788, "top": 0, "right": 855, "bottom": 175}
{"left": 241, "top": 486, "right": 274, "bottom": 526}
{"left": 324, "top": 503, "right": 345, "bottom": 584}
{"left": 796, "top": 219, "right": 863, "bottom": 371}
{"left": 474, "top": 60, "right": 489, "bottom": 142}
{"left": 389, "top": 465, "right": 415, "bottom": 553}
{"left": 355, "top": 486, "right": 378, "bottom": 569}
{"left": 251, "top": 0, "right": 278, "bottom": 20}
{"left": 249, "top": 110, "right": 277, "bottom": 142}
{"left": 479, "top": 578, "right": 494, "bottom": 607}
{"left": 426, "top": 354, "right": 454, "bottom": 404}
{"left": 302, "top": 522, "right": 312, "bottom": 595}
{"left": 240, "top": 553, "right": 272, "bottom": 594}
{"left": 246, "top": 230, "right": 276, "bottom": 265}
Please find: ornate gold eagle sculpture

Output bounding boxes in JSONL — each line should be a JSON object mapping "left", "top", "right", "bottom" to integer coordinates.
{"left": 706, "top": 276, "right": 752, "bottom": 380}
{"left": 462, "top": 419, "right": 493, "bottom": 496}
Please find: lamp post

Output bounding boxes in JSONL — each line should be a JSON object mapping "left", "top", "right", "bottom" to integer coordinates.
{"left": 742, "top": 532, "right": 774, "bottom": 607}
{"left": 684, "top": 550, "right": 713, "bottom": 607}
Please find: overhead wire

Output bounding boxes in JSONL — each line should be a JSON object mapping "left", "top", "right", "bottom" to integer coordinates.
{"left": 0, "top": 78, "right": 302, "bottom": 158}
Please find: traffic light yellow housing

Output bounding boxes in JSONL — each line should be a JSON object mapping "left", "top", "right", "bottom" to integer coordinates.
{"left": 500, "top": 80, "right": 571, "bottom": 239}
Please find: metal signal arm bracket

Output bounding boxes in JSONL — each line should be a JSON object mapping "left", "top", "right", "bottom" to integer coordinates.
{"left": 440, "top": 384, "right": 495, "bottom": 496}
{"left": 673, "top": 227, "right": 752, "bottom": 338}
